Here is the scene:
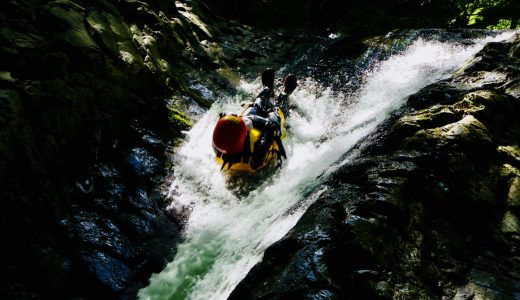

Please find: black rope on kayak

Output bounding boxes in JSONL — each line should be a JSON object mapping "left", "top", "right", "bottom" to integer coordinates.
{"left": 216, "top": 130, "right": 286, "bottom": 171}
{"left": 219, "top": 151, "right": 242, "bottom": 171}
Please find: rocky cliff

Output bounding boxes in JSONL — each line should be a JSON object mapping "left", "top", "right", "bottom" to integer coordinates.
{"left": 0, "top": 0, "right": 252, "bottom": 298}
{"left": 0, "top": 0, "right": 319, "bottom": 297}
{"left": 230, "top": 33, "right": 520, "bottom": 299}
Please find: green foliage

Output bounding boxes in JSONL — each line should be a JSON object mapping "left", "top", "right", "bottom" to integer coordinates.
{"left": 203, "top": 0, "right": 517, "bottom": 35}
{"left": 452, "top": 0, "right": 518, "bottom": 29}
{"left": 467, "top": 7, "right": 484, "bottom": 26}
{"left": 487, "top": 18, "right": 512, "bottom": 29}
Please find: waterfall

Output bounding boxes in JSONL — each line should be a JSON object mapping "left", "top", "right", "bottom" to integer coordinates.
{"left": 138, "top": 31, "right": 515, "bottom": 300}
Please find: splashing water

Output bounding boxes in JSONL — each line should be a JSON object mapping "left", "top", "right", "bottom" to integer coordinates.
{"left": 138, "top": 31, "right": 515, "bottom": 300}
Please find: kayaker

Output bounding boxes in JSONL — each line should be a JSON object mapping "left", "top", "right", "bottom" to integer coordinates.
{"left": 213, "top": 69, "right": 297, "bottom": 170}
{"left": 240, "top": 69, "right": 297, "bottom": 169}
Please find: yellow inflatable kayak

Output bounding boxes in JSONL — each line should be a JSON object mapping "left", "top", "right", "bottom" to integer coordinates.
{"left": 213, "top": 107, "right": 286, "bottom": 172}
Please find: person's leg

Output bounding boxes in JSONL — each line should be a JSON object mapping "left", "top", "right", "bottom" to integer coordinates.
{"left": 253, "top": 89, "right": 273, "bottom": 117}
{"left": 249, "top": 116, "right": 278, "bottom": 169}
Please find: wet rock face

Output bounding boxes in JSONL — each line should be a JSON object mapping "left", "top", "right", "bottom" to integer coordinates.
{"left": 0, "top": 0, "right": 241, "bottom": 298}
{"left": 0, "top": 0, "right": 319, "bottom": 297}
{"left": 231, "top": 34, "right": 520, "bottom": 299}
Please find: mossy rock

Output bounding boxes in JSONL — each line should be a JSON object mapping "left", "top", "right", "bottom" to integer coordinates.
{"left": 452, "top": 96, "right": 486, "bottom": 116}
{"left": 459, "top": 90, "right": 504, "bottom": 106}
{"left": 176, "top": 1, "right": 213, "bottom": 39}
{"left": 509, "top": 43, "right": 520, "bottom": 59}
{"left": 108, "top": 16, "right": 145, "bottom": 74}
{"left": 167, "top": 18, "right": 187, "bottom": 47}
{"left": 498, "top": 145, "right": 520, "bottom": 165}
{"left": 457, "top": 71, "right": 508, "bottom": 88}
{"left": 501, "top": 164, "right": 520, "bottom": 179}
{"left": 408, "top": 115, "right": 493, "bottom": 149}
{"left": 43, "top": 1, "right": 98, "bottom": 49}
{"left": 86, "top": 11, "right": 120, "bottom": 57}
{"left": 464, "top": 90, "right": 520, "bottom": 144}
{"left": 86, "top": 10, "right": 145, "bottom": 74}
{"left": 0, "top": 71, "right": 16, "bottom": 83}
{"left": 167, "top": 105, "right": 192, "bottom": 132}
{"left": 507, "top": 176, "right": 520, "bottom": 208}
{"left": 504, "top": 79, "right": 520, "bottom": 98}
{"left": 216, "top": 68, "right": 241, "bottom": 86}
{"left": 130, "top": 25, "right": 170, "bottom": 75}
{"left": 393, "top": 119, "right": 423, "bottom": 138}
{"left": 398, "top": 104, "right": 459, "bottom": 130}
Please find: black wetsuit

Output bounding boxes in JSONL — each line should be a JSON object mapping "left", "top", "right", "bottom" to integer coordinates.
{"left": 242, "top": 88, "right": 284, "bottom": 169}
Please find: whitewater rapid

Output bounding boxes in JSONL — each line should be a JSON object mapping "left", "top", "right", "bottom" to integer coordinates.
{"left": 138, "top": 31, "right": 515, "bottom": 300}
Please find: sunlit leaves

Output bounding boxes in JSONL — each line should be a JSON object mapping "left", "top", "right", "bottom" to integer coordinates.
{"left": 487, "top": 18, "right": 512, "bottom": 29}
{"left": 449, "top": 0, "right": 517, "bottom": 28}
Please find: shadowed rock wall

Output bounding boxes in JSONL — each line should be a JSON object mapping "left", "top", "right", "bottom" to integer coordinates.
{"left": 0, "top": 0, "right": 230, "bottom": 298}
{"left": 0, "top": 0, "right": 318, "bottom": 297}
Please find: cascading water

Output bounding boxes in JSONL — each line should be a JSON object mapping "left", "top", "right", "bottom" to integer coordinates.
{"left": 138, "top": 31, "right": 515, "bottom": 300}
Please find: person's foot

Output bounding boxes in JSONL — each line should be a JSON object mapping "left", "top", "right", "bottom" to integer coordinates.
{"left": 261, "top": 68, "right": 275, "bottom": 91}
{"left": 283, "top": 74, "right": 298, "bottom": 94}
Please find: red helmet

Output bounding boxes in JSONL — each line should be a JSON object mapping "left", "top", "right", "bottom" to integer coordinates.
{"left": 212, "top": 115, "right": 248, "bottom": 155}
